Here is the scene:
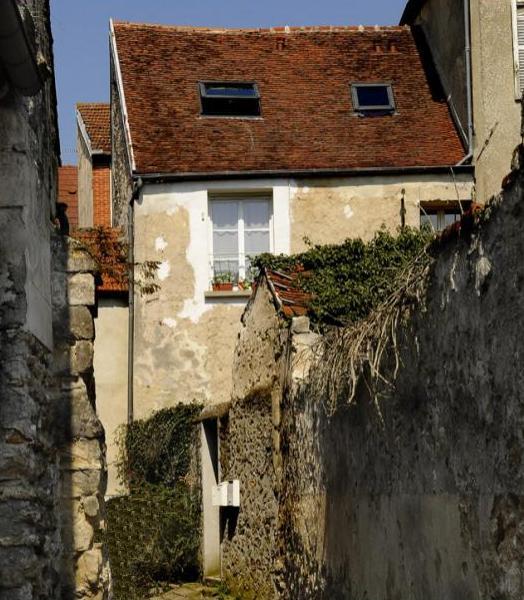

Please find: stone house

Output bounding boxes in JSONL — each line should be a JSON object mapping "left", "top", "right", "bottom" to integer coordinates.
{"left": 401, "top": 0, "right": 524, "bottom": 202}
{"left": 76, "top": 103, "right": 112, "bottom": 228}
{"left": 0, "top": 1, "right": 110, "bottom": 598}
{"left": 109, "top": 20, "right": 472, "bottom": 412}
{"left": 108, "top": 21, "right": 474, "bottom": 576}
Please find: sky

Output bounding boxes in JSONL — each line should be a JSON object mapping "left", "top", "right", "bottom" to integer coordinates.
{"left": 51, "top": 0, "right": 408, "bottom": 164}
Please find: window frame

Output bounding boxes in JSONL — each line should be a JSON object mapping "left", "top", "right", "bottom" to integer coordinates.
{"left": 350, "top": 82, "right": 396, "bottom": 113}
{"left": 512, "top": 0, "right": 524, "bottom": 99}
{"left": 208, "top": 194, "right": 274, "bottom": 284}
{"left": 198, "top": 81, "right": 262, "bottom": 118}
{"left": 419, "top": 201, "right": 470, "bottom": 233}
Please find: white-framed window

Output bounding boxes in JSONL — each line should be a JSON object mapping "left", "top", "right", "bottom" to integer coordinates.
{"left": 208, "top": 195, "right": 273, "bottom": 283}
{"left": 513, "top": 0, "right": 524, "bottom": 97}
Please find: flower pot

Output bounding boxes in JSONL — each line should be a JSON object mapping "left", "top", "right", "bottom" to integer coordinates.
{"left": 212, "top": 282, "right": 234, "bottom": 291}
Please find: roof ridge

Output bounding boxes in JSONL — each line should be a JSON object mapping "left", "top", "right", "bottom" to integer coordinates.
{"left": 76, "top": 102, "right": 110, "bottom": 108}
{"left": 112, "top": 21, "right": 410, "bottom": 34}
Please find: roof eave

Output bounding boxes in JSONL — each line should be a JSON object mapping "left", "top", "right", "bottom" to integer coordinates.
{"left": 134, "top": 164, "right": 474, "bottom": 184}
{"left": 400, "top": 0, "right": 429, "bottom": 25}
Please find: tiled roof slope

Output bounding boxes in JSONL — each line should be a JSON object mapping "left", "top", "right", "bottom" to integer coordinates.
{"left": 77, "top": 103, "right": 111, "bottom": 154}
{"left": 113, "top": 23, "right": 465, "bottom": 175}
{"left": 265, "top": 269, "right": 311, "bottom": 318}
{"left": 58, "top": 165, "right": 78, "bottom": 229}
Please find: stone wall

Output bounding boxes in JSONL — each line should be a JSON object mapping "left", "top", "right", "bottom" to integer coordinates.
{"left": 279, "top": 150, "right": 524, "bottom": 598}
{"left": 50, "top": 235, "right": 110, "bottom": 599}
{"left": 0, "top": 1, "right": 60, "bottom": 597}
{"left": 223, "top": 143, "right": 524, "bottom": 598}
{"left": 109, "top": 52, "right": 132, "bottom": 230}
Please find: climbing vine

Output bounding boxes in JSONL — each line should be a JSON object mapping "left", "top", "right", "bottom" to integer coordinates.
{"left": 107, "top": 404, "right": 202, "bottom": 599}
{"left": 253, "top": 227, "right": 433, "bottom": 325}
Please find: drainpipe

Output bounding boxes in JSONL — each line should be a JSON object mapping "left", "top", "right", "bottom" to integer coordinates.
{"left": 0, "top": 0, "right": 42, "bottom": 96}
{"left": 458, "top": 0, "right": 474, "bottom": 164}
{"left": 127, "top": 178, "right": 142, "bottom": 424}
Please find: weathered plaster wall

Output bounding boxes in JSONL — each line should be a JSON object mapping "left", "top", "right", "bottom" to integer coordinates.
{"left": 132, "top": 174, "right": 472, "bottom": 418}
{"left": 77, "top": 129, "right": 93, "bottom": 228}
{"left": 94, "top": 297, "right": 128, "bottom": 497}
{"left": 290, "top": 174, "right": 472, "bottom": 251}
{"left": 280, "top": 154, "right": 524, "bottom": 598}
{"left": 470, "top": 0, "right": 522, "bottom": 202}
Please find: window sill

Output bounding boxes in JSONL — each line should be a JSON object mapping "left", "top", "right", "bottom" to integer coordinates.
{"left": 204, "top": 290, "right": 253, "bottom": 299}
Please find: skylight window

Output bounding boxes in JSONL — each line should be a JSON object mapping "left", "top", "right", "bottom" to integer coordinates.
{"left": 351, "top": 83, "right": 395, "bottom": 113}
{"left": 199, "top": 82, "right": 261, "bottom": 117}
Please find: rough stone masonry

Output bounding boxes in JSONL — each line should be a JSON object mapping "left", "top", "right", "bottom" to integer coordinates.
{"left": 221, "top": 143, "right": 524, "bottom": 598}
{"left": 0, "top": 1, "right": 110, "bottom": 598}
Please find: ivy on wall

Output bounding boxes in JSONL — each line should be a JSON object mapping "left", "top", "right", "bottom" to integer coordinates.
{"left": 253, "top": 227, "right": 433, "bottom": 325}
{"left": 106, "top": 404, "right": 202, "bottom": 599}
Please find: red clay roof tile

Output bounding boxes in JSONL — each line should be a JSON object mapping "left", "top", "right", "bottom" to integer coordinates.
{"left": 265, "top": 269, "right": 312, "bottom": 318}
{"left": 113, "top": 22, "right": 465, "bottom": 175}
{"left": 77, "top": 103, "right": 111, "bottom": 154}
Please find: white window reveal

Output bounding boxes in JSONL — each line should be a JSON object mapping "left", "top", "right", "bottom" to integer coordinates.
{"left": 209, "top": 196, "right": 272, "bottom": 284}
{"left": 513, "top": 1, "right": 524, "bottom": 96}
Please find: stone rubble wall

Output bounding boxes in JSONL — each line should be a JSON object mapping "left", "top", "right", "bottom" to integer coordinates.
{"left": 50, "top": 235, "right": 110, "bottom": 599}
{"left": 280, "top": 150, "right": 524, "bottom": 599}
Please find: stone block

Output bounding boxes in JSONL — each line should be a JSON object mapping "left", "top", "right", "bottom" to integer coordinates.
{"left": 82, "top": 495, "right": 100, "bottom": 519}
{"left": 53, "top": 306, "right": 94, "bottom": 341}
{"left": 52, "top": 379, "right": 103, "bottom": 442}
{"left": 67, "top": 273, "right": 95, "bottom": 306}
{"left": 52, "top": 340, "right": 93, "bottom": 375}
{"left": 52, "top": 236, "right": 98, "bottom": 274}
{"left": 60, "top": 470, "right": 102, "bottom": 499}
{"left": 60, "top": 440, "right": 103, "bottom": 472}
{"left": 75, "top": 548, "right": 103, "bottom": 591}
{"left": 291, "top": 316, "right": 310, "bottom": 334}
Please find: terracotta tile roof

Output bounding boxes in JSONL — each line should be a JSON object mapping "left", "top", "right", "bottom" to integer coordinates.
{"left": 77, "top": 103, "right": 111, "bottom": 154}
{"left": 58, "top": 165, "right": 78, "bottom": 229}
{"left": 265, "top": 269, "right": 311, "bottom": 318}
{"left": 113, "top": 22, "right": 465, "bottom": 175}
{"left": 73, "top": 228, "right": 128, "bottom": 294}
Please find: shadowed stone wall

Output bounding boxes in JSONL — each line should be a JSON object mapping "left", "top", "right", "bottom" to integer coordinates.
{"left": 224, "top": 140, "right": 524, "bottom": 598}
{"left": 50, "top": 236, "right": 110, "bottom": 599}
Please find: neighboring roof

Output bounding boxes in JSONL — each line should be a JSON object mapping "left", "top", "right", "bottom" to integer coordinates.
{"left": 400, "top": 0, "right": 428, "bottom": 25}
{"left": 58, "top": 165, "right": 78, "bottom": 229}
{"left": 265, "top": 269, "right": 311, "bottom": 318}
{"left": 112, "top": 22, "right": 465, "bottom": 177}
{"left": 76, "top": 103, "right": 111, "bottom": 154}
{"left": 73, "top": 228, "right": 128, "bottom": 295}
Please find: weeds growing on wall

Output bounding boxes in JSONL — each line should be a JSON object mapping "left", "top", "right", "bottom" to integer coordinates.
{"left": 106, "top": 404, "right": 202, "bottom": 600}
{"left": 253, "top": 227, "right": 433, "bottom": 325}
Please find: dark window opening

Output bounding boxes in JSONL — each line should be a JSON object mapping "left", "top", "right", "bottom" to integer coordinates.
{"left": 200, "top": 82, "right": 261, "bottom": 117}
{"left": 351, "top": 83, "right": 395, "bottom": 113}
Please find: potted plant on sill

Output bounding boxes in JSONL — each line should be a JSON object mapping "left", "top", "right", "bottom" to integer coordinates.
{"left": 212, "top": 271, "right": 234, "bottom": 292}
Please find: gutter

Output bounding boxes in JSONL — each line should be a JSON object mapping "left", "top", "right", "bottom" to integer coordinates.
{"left": 0, "top": 0, "right": 42, "bottom": 96}
{"left": 127, "top": 178, "right": 143, "bottom": 424}
{"left": 463, "top": 0, "right": 474, "bottom": 159}
{"left": 135, "top": 164, "right": 474, "bottom": 184}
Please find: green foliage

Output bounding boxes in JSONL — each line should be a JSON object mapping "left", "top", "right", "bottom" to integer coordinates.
{"left": 118, "top": 404, "right": 202, "bottom": 489}
{"left": 107, "top": 485, "right": 200, "bottom": 600}
{"left": 253, "top": 227, "right": 432, "bottom": 325}
{"left": 108, "top": 405, "right": 202, "bottom": 599}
